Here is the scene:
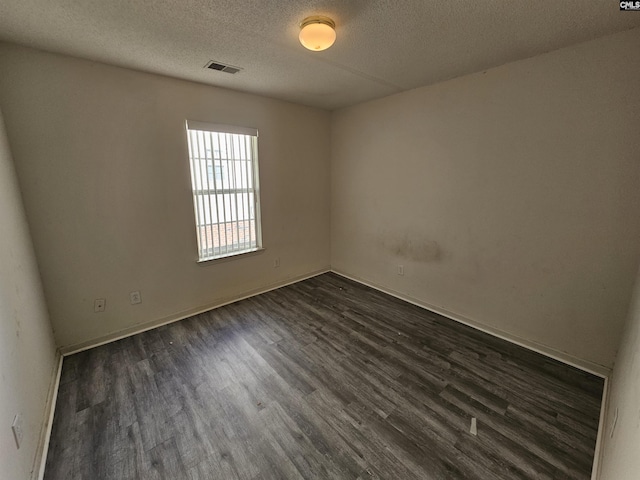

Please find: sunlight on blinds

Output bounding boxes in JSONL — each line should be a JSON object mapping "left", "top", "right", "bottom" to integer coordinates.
{"left": 186, "top": 122, "right": 261, "bottom": 261}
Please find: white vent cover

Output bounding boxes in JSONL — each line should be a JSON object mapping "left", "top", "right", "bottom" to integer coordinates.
{"left": 204, "top": 60, "right": 242, "bottom": 74}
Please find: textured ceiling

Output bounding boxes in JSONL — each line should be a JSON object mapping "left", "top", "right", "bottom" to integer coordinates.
{"left": 0, "top": 1, "right": 639, "bottom": 110}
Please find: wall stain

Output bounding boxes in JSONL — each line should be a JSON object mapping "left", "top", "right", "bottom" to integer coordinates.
{"left": 378, "top": 233, "right": 444, "bottom": 263}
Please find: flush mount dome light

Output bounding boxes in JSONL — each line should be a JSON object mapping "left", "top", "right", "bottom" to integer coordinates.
{"left": 299, "top": 16, "right": 336, "bottom": 51}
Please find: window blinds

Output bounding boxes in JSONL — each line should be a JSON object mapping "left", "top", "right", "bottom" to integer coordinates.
{"left": 186, "top": 122, "right": 261, "bottom": 261}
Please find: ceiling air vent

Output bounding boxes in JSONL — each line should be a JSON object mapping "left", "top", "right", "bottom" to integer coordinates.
{"left": 204, "top": 60, "right": 242, "bottom": 74}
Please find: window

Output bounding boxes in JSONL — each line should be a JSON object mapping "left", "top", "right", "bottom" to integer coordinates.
{"left": 207, "top": 164, "right": 224, "bottom": 184}
{"left": 185, "top": 121, "right": 262, "bottom": 261}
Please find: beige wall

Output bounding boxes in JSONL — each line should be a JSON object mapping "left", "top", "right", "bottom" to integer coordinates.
{"left": 1, "top": 27, "right": 638, "bottom": 373}
{"left": 0, "top": 108, "right": 58, "bottom": 479}
{"left": 331, "top": 28, "right": 640, "bottom": 369}
{"left": 2, "top": 25, "right": 640, "bottom": 480}
{"left": 0, "top": 43, "right": 331, "bottom": 350}
{"left": 599, "top": 266, "right": 640, "bottom": 478}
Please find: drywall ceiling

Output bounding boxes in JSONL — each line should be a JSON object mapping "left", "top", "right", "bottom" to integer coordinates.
{"left": 0, "top": 1, "right": 639, "bottom": 110}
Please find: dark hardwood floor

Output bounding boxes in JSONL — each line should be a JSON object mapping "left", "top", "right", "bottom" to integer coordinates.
{"left": 44, "top": 273, "right": 604, "bottom": 479}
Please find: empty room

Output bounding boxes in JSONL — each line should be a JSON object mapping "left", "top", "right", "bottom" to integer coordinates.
{"left": 1, "top": 1, "right": 640, "bottom": 479}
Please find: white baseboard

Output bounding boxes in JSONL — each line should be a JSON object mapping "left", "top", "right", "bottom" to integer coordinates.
{"left": 60, "top": 268, "right": 330, "bottom": 356}
{"left": 330, "top": 269, "right": 611, "bottom": 378}
{"left": 591, "top": 376, "right": 610, "bottom": 480}
{"left": 34, "top": 352, "right": 63, "bottom": 480}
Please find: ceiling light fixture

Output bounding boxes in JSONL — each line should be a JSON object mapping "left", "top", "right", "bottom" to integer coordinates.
{"left": 299, "top": 16, "right": 336, "bottom": 52}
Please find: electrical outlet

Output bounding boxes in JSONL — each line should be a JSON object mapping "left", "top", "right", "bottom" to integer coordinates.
{"left": 397, "top": 265, "right": 404, "bottom": 276}
{"left": 274, "top": 258, "right": 280, "bottom": 268}
{"left": 130, "top": 291, "right": 142, "bottom": 305}
{"left": 12, "top": 414, "right": 23, "bottom": 449}
{"left": 94, "top": 298, "right": 106, "bottom": 313}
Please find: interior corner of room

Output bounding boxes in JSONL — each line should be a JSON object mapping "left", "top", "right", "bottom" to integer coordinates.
{"left": 1, "top": 4, "right": 640, "bottom": 480}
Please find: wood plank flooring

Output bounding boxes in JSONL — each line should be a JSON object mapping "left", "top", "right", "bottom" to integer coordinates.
{"left": 44, "top": 273, "right": 604, "bottom": 479}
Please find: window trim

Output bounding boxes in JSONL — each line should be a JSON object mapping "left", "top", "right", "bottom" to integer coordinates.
{"left": 185, "top": 120, "right": 263, "bottom": 262}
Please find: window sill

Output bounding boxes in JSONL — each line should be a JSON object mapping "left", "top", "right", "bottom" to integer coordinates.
{"left": 197, "top": 247, "right": 265, "bottom": 265}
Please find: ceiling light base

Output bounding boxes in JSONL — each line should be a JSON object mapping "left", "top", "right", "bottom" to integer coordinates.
{"left": 299, "top": 16, "right": 336, "bottom": 52}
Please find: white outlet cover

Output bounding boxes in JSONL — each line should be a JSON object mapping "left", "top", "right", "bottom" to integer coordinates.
{"left": 94, "top": 298, "right": 106, "bottom": 312}
{"left": 130, "top": 291, "right": 142, "bottom": 305}
{"left": 12, "top": 414, "right": 23, "bottom": 449}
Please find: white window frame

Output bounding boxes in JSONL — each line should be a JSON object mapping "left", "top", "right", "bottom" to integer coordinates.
{"left": 185, "top": 121, "right": 262, "bottom": 262}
